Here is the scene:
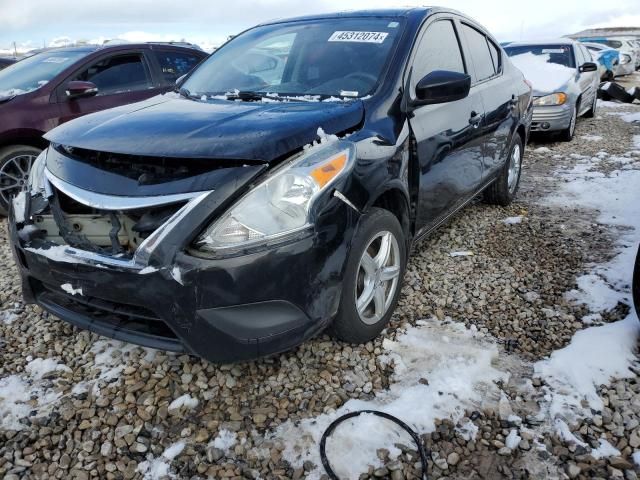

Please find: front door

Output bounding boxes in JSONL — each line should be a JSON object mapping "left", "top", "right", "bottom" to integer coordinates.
{"left": 407, "top": 18, "right": 487, "bottom": 234}
{"left": 56, "top": 51, "right": 163, "bottom": 124}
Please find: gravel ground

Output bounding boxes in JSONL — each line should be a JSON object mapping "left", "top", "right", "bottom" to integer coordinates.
{"left": 1, "top": 73, "right": 640, "bottom": 480}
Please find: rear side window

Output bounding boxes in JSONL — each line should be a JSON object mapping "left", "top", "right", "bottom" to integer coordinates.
{"left": 74, "top": 54, "right": 151, "bottom": 96}
{"left": 460, "top": 24, "right": 495, "bottom": 82}
{"left": 411, "top": 20, "right": 465, "bottom": 91}
{"left": 487, "top": 39, "right": 501, "bottom": 73}
{"left": 155, "top": 50, "right": 202, "bottom": 84}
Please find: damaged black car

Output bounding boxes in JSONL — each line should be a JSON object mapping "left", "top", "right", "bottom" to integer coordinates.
{"left": 9, "top": 8, "right": 532, "bottom": 362}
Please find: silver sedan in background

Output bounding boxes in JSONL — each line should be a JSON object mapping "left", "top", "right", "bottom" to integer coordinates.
{"left": 505, "top": 39, "right": 599, "bottom": 141}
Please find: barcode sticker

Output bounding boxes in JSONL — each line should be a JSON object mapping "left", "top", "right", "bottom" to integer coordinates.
{"left": 328, "top": 31, "right": 389, "bottom": 44}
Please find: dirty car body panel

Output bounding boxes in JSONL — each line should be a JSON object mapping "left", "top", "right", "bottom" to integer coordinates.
{"left": 9, "top": 8, "right": 532, "bottom": 362}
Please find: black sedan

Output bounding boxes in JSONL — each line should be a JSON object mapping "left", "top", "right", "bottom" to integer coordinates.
{"left": 0, "top": 57, "right": 17, "bottom": 70}
{"left": 9, "top": 7, "right": 532, "bottom": 362}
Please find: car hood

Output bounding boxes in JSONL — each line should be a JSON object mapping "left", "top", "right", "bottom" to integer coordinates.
{"left": 45, "top": 94, "right": 365, "bottom": 162}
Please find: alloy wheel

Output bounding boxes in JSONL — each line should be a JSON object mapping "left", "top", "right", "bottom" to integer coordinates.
{"left": 507, "top": 143, "right": 522, "bottom": 193}
{"left": 355, "top": 230, "right": 401, "bottom": 325}
{"left": 0, "top": 154, "right": 35, "bottom": 207}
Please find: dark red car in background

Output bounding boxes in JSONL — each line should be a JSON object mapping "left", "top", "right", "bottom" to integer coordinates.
{"left": 0, "top": 43, "right": 207, "bottom": 214}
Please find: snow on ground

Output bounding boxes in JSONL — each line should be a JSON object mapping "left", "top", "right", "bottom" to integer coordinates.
{"left": 168, "top": 394, "right": 199, "bottom": 411}
{"left": 0, "top": 357, "right": 70, "bottom": 431}
{"left": 502, "top": 216, "right": 524, "bottom": 225}
{"left": 1, "top": 309, "right": 19, "bottom": 325}
{"left": 273, "top": 318, "right": 509, "bottom": 479}
{"left": 580, "top": 134, "right": 603, "bottom": 142}
{"left": 537, "top": 141, "right": 640, "bottom": 434}
{"left": 210, "top": 429, "right": 238, "bottom": 453}
{"left": 137, "top": 441, "right": 186, "bottom": 480}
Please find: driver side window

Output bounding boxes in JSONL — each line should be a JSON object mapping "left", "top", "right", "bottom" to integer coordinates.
{"left": 411, "top": 20, "right": 466, "bottom": 93}
{"left": 74, "top": 54, "right": 152, "bottom": 96}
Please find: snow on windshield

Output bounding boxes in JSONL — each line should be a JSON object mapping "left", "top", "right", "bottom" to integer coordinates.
{"left": 510, "top": 52, "right": 575, "bottom": 93}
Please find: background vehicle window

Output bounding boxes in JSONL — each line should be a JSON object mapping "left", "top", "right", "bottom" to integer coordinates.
{"left": 504, "top": 44, "right": 576, "bottom": 68}
{"left": 487, "top": 39, "right": 501, "bottom": 73}
{"left": 574, "top": 45, "right": 585, "bottom": 66}
{"left": 460, "top": 24, "right": 496, "bottom": 82}
{"left": 411, "top": 20, "right": 465, "bottom": 91}
{"left": 74, "top": 54, "right": 151, "bottom": 96}
{"left": 155, "top": 50, "right": 201, "bottom": 83}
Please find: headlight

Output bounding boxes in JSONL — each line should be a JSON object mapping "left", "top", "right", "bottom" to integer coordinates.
{"left": 196, "top": 139, "right": 355, "bottom": 253}
{"left": 28, "top": 150, "right": 47, "bottom": 194}
{"left": 533, "top": 93, "right": 567, "bottom": 106}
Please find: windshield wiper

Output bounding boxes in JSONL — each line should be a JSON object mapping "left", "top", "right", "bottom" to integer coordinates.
{"left": 225, "top": 90, "right": 266, "bottom": 102}
{"left": 177, "top": 87, "right": 192, "bottom": 99}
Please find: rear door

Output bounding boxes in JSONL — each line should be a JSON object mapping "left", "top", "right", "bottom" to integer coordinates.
{"left": 55, "top": 50, "right": 162, "bottom": 124}
{"left": 407, "top": 17, "right": 487, "bottom": 234}
{"left": 458, "top": 22, "right": 517, "bottom": 180}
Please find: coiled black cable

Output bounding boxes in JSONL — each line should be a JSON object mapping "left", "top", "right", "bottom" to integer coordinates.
{"left": 319, "top": 410, "right": 429, "bottom": 479}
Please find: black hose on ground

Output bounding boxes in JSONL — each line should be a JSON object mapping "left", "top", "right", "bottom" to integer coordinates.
{"left": 319, "top": 410, "right": 429, "bottom": 480}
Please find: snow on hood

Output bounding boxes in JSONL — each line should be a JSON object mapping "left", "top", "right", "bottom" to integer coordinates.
{"left": 510, "top": 52, "right": 575, "bottom": 94}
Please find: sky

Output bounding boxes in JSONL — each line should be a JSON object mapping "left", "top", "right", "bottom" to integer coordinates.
{"left": 1, "top": 0, "right": 639, "bottom": 53}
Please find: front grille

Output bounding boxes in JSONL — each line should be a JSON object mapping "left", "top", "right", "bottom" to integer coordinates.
{"left": 56, "top": 145, "right": 261, "bottom": 185}
{"left": 33, "top": 279, "right": 180, "bottom": 343}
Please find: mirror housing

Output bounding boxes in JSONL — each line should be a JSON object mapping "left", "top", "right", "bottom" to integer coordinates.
{"left": 579, "top": 62, "right": 598, "bottom": 73}
{"left": 414, "top": 70, "right": 471, "bottom": 106}
{"left": 66, "top": 81, "right": 98, "bottom": 99}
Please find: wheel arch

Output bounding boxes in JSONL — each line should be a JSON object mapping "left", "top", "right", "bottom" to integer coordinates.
{"left": 0, "top": 129, "right": 48, "bottom": 152}
{"left": 370, "top": 186, "right": 412, "bottom": 243}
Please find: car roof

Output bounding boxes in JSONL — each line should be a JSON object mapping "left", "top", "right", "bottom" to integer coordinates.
{"left": 506, "top": 38, "right": 577, "bottom": 47}
{"left": 257, "top": 7, "right": 432, "bottom": 25}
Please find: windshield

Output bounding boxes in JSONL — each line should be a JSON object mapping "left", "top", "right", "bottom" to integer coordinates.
{"left": 183, "top": 17, "right": 404, "bottom": 99}
{"left": 504, "top": 44, "right": 575, "bottom": 68}
{"left": 0, "top": 50, "right": 89, "bottom": 98}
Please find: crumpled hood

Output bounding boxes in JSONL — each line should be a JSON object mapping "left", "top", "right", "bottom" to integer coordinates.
{"left": 45, "top": 94, "right": 365, "bottom": 161}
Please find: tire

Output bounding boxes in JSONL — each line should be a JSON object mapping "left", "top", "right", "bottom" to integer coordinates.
{"left": 483, "top": 135, "right": 523, "bottom": 206}
{"left": 583, "top": 93, "right": 597, "bottom": 118}
{"left": 0, "top": 145, "right": 42, "bottom": 216}
{"left": 330, "top": 208, "right": 407, "bottom": 344}
{"left": 560, "top": 104, "right": 577, "bottom": 142}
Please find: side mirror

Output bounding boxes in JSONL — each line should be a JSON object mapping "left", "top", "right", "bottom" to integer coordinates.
{"left": 175, "top": 74, "right": 187, "bottom": 87}
{"left": 579, "top": 62, "right": 598, "bottom": 73}
{"left": 66, "top": 80, "right": 98, "bottom": 99}
{"left": 414, "top": 70, "right": 471, "bottom": 106}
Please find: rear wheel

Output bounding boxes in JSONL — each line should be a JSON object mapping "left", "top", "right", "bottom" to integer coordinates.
{"left": 560, "top": 104, "right": 577, "bottom": 142}
{"left": 0, "top": 145, "right": 41, "bottom": 216}
{"left": 330, "top": 208, "right": 406, "bottom": 344}
{"left": 483, "top": 135, "right": 523, "bottom": 206}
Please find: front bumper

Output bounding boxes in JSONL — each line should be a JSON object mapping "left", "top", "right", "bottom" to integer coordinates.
{"left": 9, "top": 190, "right": 356, "bottom": 363}
{"left": 530, "top": 104, "right": 572, "bottom": 132}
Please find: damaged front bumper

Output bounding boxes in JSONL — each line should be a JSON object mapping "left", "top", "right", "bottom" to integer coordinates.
{"left": 9, "top": 171, "right": 356, "bottom": 363}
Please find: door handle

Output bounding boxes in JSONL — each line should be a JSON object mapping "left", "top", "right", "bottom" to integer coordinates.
{"left": 469, "top": 111, "right": 482, "bottom": 127}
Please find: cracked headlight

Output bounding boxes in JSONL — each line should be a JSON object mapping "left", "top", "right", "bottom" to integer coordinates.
{"left": 28, "top": 150, "right": 47, "bottom": 194}
{"left": 533, "top": 93, "right": 567, "bottom": 106}
{"left": 196, "top": 140, "right": 355, "bottom": 253}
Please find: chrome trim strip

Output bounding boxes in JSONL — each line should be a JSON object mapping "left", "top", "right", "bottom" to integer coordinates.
{"left": 45, "top": 169, "right": 206, "bottom": 210}
{"left": 134, "top": 191, "right": 211, "bottom": 265}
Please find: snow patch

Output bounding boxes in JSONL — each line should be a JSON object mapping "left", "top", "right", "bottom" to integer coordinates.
{"left": 502, "top": 216, "right": 523, "bottom": 225}
{"left": 449, "top": 251, "right": 474, "bottom": 257}
{"left": 505, "top": 429, "right": 521, "bottom": 450}
{"left": 171, "top": 266, "right": 183, "bottom": 285}
{"left": 210, "top": 429, "right": 237, "bottom": 453}
{"left": 1, "top": 309, "right": 19, "bottom": 325}
{"left": 510, "top": 52, "right": 574, "bottom": 93}
{"left": 273, "top": 319, "right": 508, "bottom": 479}
{"left": 580, "top": 134, "right": 602, "bottom": 142}
{"left": 139, "top": 266, "right": 159, "bottom": 275}
{"left": 168, "top": 394, "right": 199, "bottom": 411}
{"left": 533, "top": 146, "right": 551, "bottom": 154}
{"left": 591, "top": 438, "right": 621, "bottom": 459}
{"left": 61, "top": 283, "right": 83, "bottom": 296}
{"left": 25, "top": 358, "right": 70, "bottom": 380}
{"left": 137, "top": 441, "right": 186, "bottom": 480}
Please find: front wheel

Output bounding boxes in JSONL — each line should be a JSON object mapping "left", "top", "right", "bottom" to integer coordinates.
{"left": 0, "top": 145, "right": 42, "bottom": 216}
{"left": 330, "top": 208, "right": 407, "bottom": 344}
{"left": 560, "top": 104, "right": 577, "bottom": 141}
{"left": 483, "top": 135, "right": 523, "bottom": 206}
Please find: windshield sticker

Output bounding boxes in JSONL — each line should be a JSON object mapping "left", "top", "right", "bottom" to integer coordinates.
{"left": 541, "top": 49, "right": 566, "bottom": 54}
{"left": 339, "top": 90, "right": 359, "bottom": 97}
{"left": 388, "top": 22, "right": 400, "bottom": 28}
{"left": 42, "top": 57, "right": 69, "bottom": 64}
{"left": 328, "top": 31, "right": 389, "bottom": 44}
